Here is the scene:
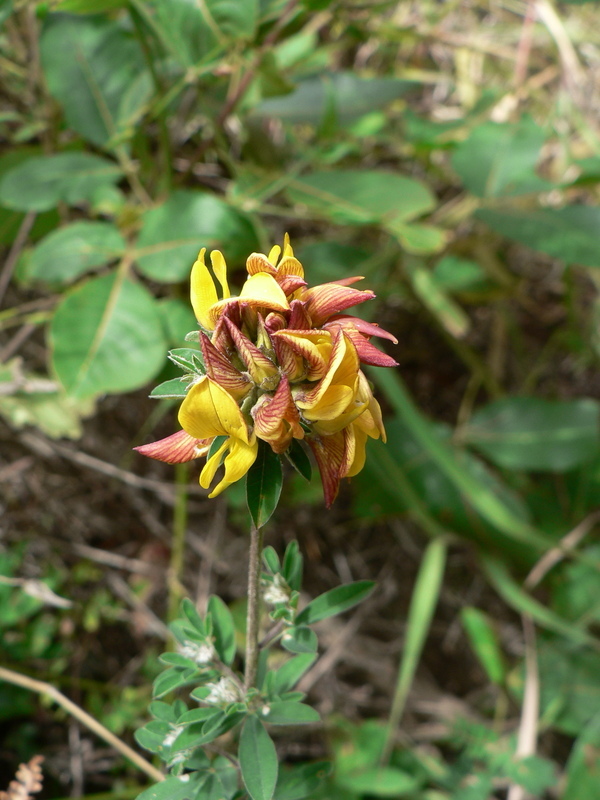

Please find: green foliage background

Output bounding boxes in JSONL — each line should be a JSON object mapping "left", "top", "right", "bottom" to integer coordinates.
{"left": 1, "top": 0, "right": 600, "bottom": 797}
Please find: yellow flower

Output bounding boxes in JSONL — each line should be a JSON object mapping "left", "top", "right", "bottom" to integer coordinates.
{"left": 135, "top": 235, "right": 397, "bottom": 507}
{"left": 178, "top": 377, "right": 257, "bottom": 497}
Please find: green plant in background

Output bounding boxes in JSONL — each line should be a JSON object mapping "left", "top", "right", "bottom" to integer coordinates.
{"left": 1, "top": 0, "right": 600, "bottom": 797}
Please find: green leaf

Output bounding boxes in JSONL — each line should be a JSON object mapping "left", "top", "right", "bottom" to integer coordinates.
{"left": 337, "top": 766, "right": 421, "bottom": 797}
{"left": 40, "top": 15, "right": 151, "bottom": 148}
{"left": 157, "top": 298, "right": 197, "bottom": 347}
{"left": 296, "top": 580, "right": 375, "bottom": 625}
{"left": 389, "top": 221, "right": 447, "bottom": 255}
{"left": 246, "top": 440, "right": 283, "bottom": 528}
{"left": 287, "top": 170, "right": 435, "bottom": 227}
{"left": 54, "top": 0, "right": 128, "bottom": 11}
{"left": 282, "top": 540, "right": 303, "bottom": 591}
{"left": 50, "top": 274, "right": 167, "bottom": 399}
{"left": 201, "top": 0, "right": 258, "bottom": 40}
{"left": 269, "top": 654, "right": 316, "bottom": 696}
{"left": 460, "top": 607, "right": 506, "bottom": 686}
{"left": 482, "top": 556, "right": 598, "bottom": 648}
{"left": 28, "top": 221, "right": 126, "bottom": 285}
{"left": 261, "top": 700, "right": 320, "bottom": 725}
{"left": 181, "top": 597, "right": 207, "bottom": 634}
{"left": 136, "top": 191, "right": 258, "bottom": 282}
{"left": 371, "top": 369, "right": 551, "bottom": 551}
{"left": 386, "top": 539, "right": 447, "bottom": 738}
{"left": 274, "top": 761, "right": 331, "bottom": 800}
{"left": 152, "top": 666, "right": 199, "bottom": 698}
{"left": 405, "top": 260, "right": 470, "bottom": 337}
{"left": 0, "top": 153, "right": 122, "bottom": 212}
{"left": 146, "top": 0, "right": 221, "bottom": 67}
{"left": 255, "top": 72, "right": 417, "bottom": 125}
{"left": 149, "top": 378, "right": 189, "bottom": 399}
{"left": 135, "top": 774, "right": 205, "bottom": 800}
{"left": 432, "top": 255, "right": 489, "bottom": 293}
{"left": 563, "top": 715, "right": 600, "bottom": 798}
{"left": 281, "top": 626, "right": 317, "bottom": 654}
{"left": 451, "top": 118, "right": 549, "bottom": 197}
{"left": 284, "top": 439, "right": 312, "bottom": 481}
{"left": 476, "top": 206, "right": 600, "bottom": 267}
{"left": 263, "top": 546, "right": 281, "bottom": 574}
{"left": 463, "top": 397, "right": 600, "bottom": 471}
{"left": 207, "top": 595, "right": 236, "bottom": 665}
{"left": 239, "top": 716, "right": 279, "bottom": 800}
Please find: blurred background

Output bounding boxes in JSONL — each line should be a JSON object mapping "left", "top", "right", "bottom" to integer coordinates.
{"left": 1, "top": 0, "right": 600, "bottom": 797}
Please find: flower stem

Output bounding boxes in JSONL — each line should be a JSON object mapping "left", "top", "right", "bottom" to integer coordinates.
{"left": 244, "top": 522, "right": 264, "bottom": 692}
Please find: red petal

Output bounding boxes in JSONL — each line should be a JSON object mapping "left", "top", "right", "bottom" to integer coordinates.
{"left": 326, "top": 315, "right": 398, "bottom": 344}
{"left": 134, "top": 430, "right": 210, "bottom": 464}
{"left": 288, "top": 299, "right": 312, "bottom": 330}
{"left": 334, "top": 327, "right": 399, "bottom": 367}
{"left": 306, "top": 432, "right": 345, "bottom": 507}
{"left": 302, "top": 284, "right": 375, "bottom": 326}
{"left": 200, "top": 333, "right": 251, "bottom": 398}
{"left": 223, "top": 317, "right": 278, "bottom": 383}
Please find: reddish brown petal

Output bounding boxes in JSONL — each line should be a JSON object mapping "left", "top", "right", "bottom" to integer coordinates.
{"left": 200, "top": 333, "right": 252, "bottom": 399}
{"left": 279, "top": 275, "right": 306, "bottom": 296}
{"left": 223, "top": 317, "right": 278, "bottom": 384}
{"left": 272, "top": 330, "right": 329, "bottom": 380}
{"left": 326, "top": 315, "right": 399, "bottom": 344}
{"left": 272, "top": 334, "right": 304, "bottom": 381}
{"left": 253, "top": 376, "right": 302, "bottom": 452}
{"left": 134, "top": 430, "right": 210, "bottom": 464}
{"left": 306, "top": 432, "right": 345, "bottom": 507}
{"left": 288, "top": 299, "right": 312, "bottom": 330}
{"left": 264, "top": 312, "right": 287, "bottom": 333}
{"left": 334, "top": 327, "right": 399, "bottom": 367}
{"left": 302, "top": 284, "right": 375, "bottom": 326}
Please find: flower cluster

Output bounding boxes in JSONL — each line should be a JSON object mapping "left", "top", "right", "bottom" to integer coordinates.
{"left": 135, "top": 235, "right": 397, "bottom": 507}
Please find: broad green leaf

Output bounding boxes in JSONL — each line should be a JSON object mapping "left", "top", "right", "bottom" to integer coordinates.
{"left": 281, "top": 626, "right": 317, "bottom": 654}
{"left": 246, "top": 440, "right": 283, "bottom": 528}
{"left": 405, "top": 260, "right": 470, "bottom": 337}
{"left": 432, "top": 255, "right": 489, "bottom": 293}
{"left": 563, "top": 715, "right": 600, "bottom": 798}
{"left": 388, "top": 220, "right": 447, "bottom": 255}
{"left": 135, "top": 774, "right": 204, "bottom": 800}
{"left": 157, "top": 298, "right": 197, "bottom": 347}
{"left": 261, "top": 700, "right": 320, "bottom": 725}
{"left": 147, "top": 0, "right": 221, "bottom": 67}
{"left": 460, "top": 607, "right": 506, "bottom": 686}
{"left": 203, "top": 0, "right": 259, "bottom": 40}
{"left": 50, "top": 273, "right": 167, "bottom": 399}
{"left": 476, "top": 206, "right": 600, "bottom": 267}
{"left": 463, "top": 397, "right": 600, "bottom": 471}
{"left": 274, "top": 761, "right": 331, "bottom": 800}
{"left": 296, "top": 580, "right": 375, "bottom": 625}
{"left": 552, "top": 545, "right": 600, "bottom": 625}
{"left": 452, "top": 118, "right": 549, "bottom": 197}
{"left": 41, "top": 15, "right": 151, "bottom": 148}
{"left": 371, "top": 369, "right": 551, "bottom": 551}
{"left": 207, "top": 595, "right": 236, "bottom": 665}
{"left": 135, "top": 191, "right": 258, "bottom": 282}
{"left": 255, "top": 72, "right": 417, "bottom": 125}
{"left": 296, "top": 241, "right": 373, "bottom": 284}
{"left": 239, "top": 716, "right": 278, "bottom": 800}
{"left": 287, "top": 170, "right": 435, "bottom": 227}
{"left": 337, "top": 766, "right": 421, "bottom": 797}
{"left": 385, "top": 539, "right": 447, "bottom": 746}
{"left": 0, "top": 153, "right": 122, "bottom": 212}
{"left": 28, "top": 222, "right": 126, "bottom": 285}
{"left": 269, "top": 654, "right": 317, "bottom": 696}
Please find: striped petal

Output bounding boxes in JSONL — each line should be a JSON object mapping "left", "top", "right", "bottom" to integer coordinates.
{"left": 134, "top": 430, "right": 210, "bottom": 463}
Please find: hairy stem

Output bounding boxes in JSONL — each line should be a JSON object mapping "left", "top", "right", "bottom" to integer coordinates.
{"left": 244, "top": 523, "right": 264, "bottom": 692}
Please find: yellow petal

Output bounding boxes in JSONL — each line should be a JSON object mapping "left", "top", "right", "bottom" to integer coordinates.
{"left": 178, "top": 377, "right": 251, "bottom": 444}
{"left": 268, "top": 244, "right": 281, "bottom": 264}
{"left": 345, "top": 425, "right": 368, "bottom": 477}
{"left": 302, "top": 385, "right": 355, "bottom": 421}
{"left": 240, "top": 272, "right": 290, "bottom": 312}
{"left": 201, "top": 437, "right": 258, "bottom": 497}
{"left": 190, "top": 248, "right": 218, "bottom": 329}
{"left": 211, "top": 250, "right": 230, "bottom": 301}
